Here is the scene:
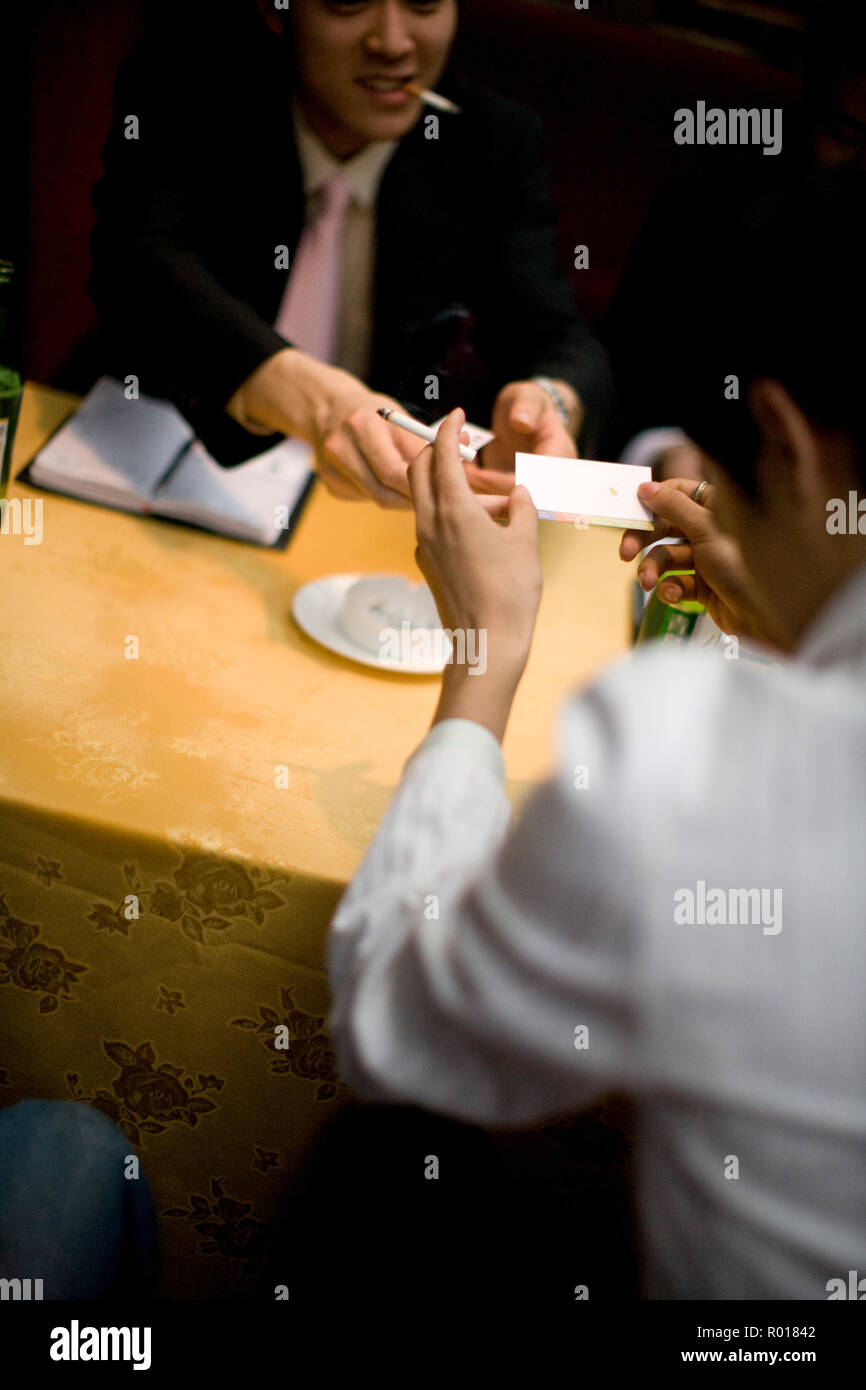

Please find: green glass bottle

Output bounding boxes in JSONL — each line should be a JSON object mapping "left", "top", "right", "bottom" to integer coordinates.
{"left": 636, "top": 568, "right": 706, "bottom": 644}
{"left": 0, "top": 259, "right": 23, "bottom": 501}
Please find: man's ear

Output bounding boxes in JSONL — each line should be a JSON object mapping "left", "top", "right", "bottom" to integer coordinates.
{"left": 747, "top": 378, "right": 822, "bottom": 507}
{"left": 255, "top": 0, "right": 285, "bottom": 39}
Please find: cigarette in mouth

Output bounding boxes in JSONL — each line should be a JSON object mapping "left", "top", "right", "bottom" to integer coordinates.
{"left": 403, "top": 83, "right": 463, "bottom": 116}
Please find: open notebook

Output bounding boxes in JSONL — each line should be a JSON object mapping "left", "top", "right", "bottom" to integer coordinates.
{"left": 26, "top": 377, "right": 315, "bottom": 547}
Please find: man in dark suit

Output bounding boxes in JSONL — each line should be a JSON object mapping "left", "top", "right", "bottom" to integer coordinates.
{"left": 89, "top": 0, "right": 612, "bottom": 507}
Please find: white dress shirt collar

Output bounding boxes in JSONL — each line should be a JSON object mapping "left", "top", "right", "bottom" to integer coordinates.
{"left": 291, "top": 100, "right": 398, "bottom": 209}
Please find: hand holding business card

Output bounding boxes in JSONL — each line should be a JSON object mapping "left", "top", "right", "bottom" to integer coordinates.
{"left": 515, "top": 453, "right": 654, "bottom": 531}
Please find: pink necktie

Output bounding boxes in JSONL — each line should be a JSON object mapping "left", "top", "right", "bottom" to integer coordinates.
{"left": 274, "top": 175, "right": 353, "bottom": 365}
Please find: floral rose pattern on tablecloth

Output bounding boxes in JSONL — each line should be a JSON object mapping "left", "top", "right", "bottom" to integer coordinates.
{"left": 87, "top": 862, "right": 149, "bottom": 937}
{"left": 32, "top": 856, "right": 63, "bottom": 888}
{"left": 85, "top": 855, "right": 289, "bottom": 944}
{"left": 67, "top": 1040, "right": 224, "bottom": 1147}
{"left": 162, "top": 1177, "right": 271, "bottom": 1277}
{"left": 156, "top": 985, "right": 185, "bottom": 1015}
{"left": 231, "top": 985, "right": 341, "bottom": 1102}
{"left": 251, "top": 1147, "right": 281, "bottom": 1174}
{"left": 0, "top": 895, "right": 87, "bottom": 1013}
{"left": 26, "top": 727, "right": 160, "bottom": 804}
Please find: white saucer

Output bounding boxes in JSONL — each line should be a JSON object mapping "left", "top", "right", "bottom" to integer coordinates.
{"left": 291, "top": 573, "right": 448, "bottom": 674}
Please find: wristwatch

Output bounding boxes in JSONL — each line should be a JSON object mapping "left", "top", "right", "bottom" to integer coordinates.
{"left": 531, "top": 376, "right": 571, "bottom": 428}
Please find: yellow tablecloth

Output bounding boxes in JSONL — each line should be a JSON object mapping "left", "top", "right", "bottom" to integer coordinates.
{"left": 0, "top": 383, "right": 633, "bottom": 1296}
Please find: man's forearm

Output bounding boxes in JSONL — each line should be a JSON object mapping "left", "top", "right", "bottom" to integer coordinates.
{"left": 548, "top": 337, "right": 615, "bottom": 455}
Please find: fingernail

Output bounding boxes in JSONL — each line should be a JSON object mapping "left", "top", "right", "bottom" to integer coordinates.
{"left": 640, "top": 481, "right": 660, "bottom": 497}
{"left": 661, "top": 583, "right": 682, "bottom": 602}
{"left": 514, "top": 411, "right": 534, "bottom": 425}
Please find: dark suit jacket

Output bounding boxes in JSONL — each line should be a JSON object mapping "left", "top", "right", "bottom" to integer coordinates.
{"left": 89, "top": 11, "right": 612, "bottom": 464}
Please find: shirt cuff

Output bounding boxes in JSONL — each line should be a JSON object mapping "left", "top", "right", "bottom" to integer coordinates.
{"left": 620, "top": 427, "right": 690, "bottom": 471}
{"left": 409, "top": 718, "right": 507, "bottom": 784}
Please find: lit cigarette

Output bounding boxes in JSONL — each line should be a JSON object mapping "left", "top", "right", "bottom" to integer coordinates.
{"left": 377, "top": 407, "right": 477, "bottom": 463}
{"left": 403, "top": 83, "right": 462, "bottom": 116}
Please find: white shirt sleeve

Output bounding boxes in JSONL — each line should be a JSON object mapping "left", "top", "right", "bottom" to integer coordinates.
{"left": 328, "top": 693, "right": 642, "bottom": 1126}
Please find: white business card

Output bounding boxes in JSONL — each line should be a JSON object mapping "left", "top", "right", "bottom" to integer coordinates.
{"left": 432, "top": 418, "right": 496, "bottom": 453}
{"left": 515, "top": 453, "right": 653, "bottom": 530}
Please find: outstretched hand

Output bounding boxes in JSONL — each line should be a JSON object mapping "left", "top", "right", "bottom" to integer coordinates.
{"left": 464, "top": 380, "right": 577, "bottom": 495}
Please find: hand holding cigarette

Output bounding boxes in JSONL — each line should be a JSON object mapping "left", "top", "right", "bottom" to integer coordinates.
{"left": 377, "top": 407, "right": 478, "bottom": 463}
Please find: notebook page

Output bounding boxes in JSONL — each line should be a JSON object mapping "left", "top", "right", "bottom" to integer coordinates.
{"left": 153, "top": 434, "right": 314, "bottom": 545}
{"left": 30, "top": 377, "right": 194, "bottom": 509}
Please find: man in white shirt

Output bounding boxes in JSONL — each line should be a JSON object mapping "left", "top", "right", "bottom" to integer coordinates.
{"left": 327, "top": 187, "right": 866, "bottom": 1298}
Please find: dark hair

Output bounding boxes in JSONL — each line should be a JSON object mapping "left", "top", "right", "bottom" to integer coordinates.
{"left": 678, "top": 173, "right": 866, "bottom": 498}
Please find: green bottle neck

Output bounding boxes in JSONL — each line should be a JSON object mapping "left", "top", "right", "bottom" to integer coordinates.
{"left": 0, "top": 275, "right": 23, "bottom": 392}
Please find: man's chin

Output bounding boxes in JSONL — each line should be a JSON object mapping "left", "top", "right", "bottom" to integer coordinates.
{"left": 345, "top": 102, "right": 423, "bottom": 148}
